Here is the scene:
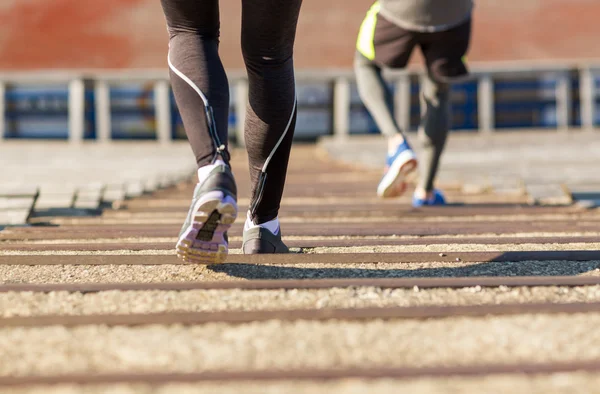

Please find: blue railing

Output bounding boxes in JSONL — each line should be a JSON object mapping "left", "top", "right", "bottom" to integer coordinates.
{"left": 0, "top": 65, "right": 598, "bottom": 142}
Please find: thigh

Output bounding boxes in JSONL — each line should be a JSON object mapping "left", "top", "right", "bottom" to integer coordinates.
{"left": 365, "top": 13, "right": 417, "bottom": 69}
{"left": 160, "top": 0, "right": 219, "bottom": 37}
{"left": 419, "top": 18, "right": 472, "bottom": 82}
{"left": 241, "top": 0, "right": 303, "bottom": 59}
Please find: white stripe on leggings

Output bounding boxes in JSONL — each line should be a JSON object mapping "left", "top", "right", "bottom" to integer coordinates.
{"left": 261, "top": 96, "right": 297, "bottom": 172}
{"left": 167, "top": 52, "right": 223, "bottom": 147}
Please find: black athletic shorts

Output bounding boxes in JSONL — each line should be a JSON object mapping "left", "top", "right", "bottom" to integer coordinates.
{"left": 356, "top": 2, "right": 471, "bottom": 82}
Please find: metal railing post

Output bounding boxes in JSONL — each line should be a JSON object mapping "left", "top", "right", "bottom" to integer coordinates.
{"left": 0, "top": 81, "right": 5, "bottom": 141}
{"left": 154, "top": 80, "right": 172, "bottom": 144}
{"left": 333, "top": 77, "right": 351, "bottom": 137}
{"left": 94, "top": 80, "right": 111, "bottom": 142}
{"left": 477, "top": 74, "right": 495, "bottom": 133}
{"left": 235, "top": 79, "right": 248, "bottom": 147}
{"left": 555, "top": 71, "right": 572, "bottom": 131}
{"left": 68, "top": 78, "right": 85, "bottom": 143}
{"left": 579, "top": 67, "right": 595, "bottom": 130}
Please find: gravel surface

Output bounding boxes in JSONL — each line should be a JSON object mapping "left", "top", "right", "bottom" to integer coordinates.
{"left": 2, "top": 285, "right": 600, "bottom": 317}
{"left": 3, "top": 373, "right": 600, "bottom": 394}
{"left": 0, "top": 261, "right": 600, "bottom": 283}
{"left": 2, "top": 242, "right": 600, "bottom": 256}
{"left": 2, "top": 261, "right": 599, "bottom": 284}
{"left": 305, "top": 243, "right": 600, "bottom": 254}
{"left": 1, "top": 314, "right": 600, "bottom": 376}
{"left": 40, "top": 213, "right": 600, "bottom": 226}
{"left": 2, "top": 233, "right": 600, "bottom": 245}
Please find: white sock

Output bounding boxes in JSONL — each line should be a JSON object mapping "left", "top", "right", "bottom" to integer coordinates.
{"left": 244, "top": 211, "right": 280, "bottom": 235}
{"left": 197, "top": 159, "right": 226, "bottom": 184}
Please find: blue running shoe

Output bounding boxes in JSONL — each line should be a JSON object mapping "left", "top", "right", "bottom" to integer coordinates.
{"left": 412, "top": 189, "right": 446, "bottom": 207}
{"left": 377, "top": 140, "right": 418, "bottom": 198}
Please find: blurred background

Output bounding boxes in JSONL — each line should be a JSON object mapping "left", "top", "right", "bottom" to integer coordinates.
{"left": 3, "top": 0, "right": 600, "bottom": 226}
{"left": 1, "top": 0, "right": 600, "bottom": 142}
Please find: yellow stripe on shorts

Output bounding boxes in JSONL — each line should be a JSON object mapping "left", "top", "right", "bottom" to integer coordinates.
{"left": 356, "top": 1, "right": 381, "bottom": 61}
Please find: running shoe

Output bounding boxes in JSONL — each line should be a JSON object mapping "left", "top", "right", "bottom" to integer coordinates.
{"left": 412, "top": 189, "right": 446, "bottom": 207}
{"left": 377, "top": 140, "right": 418, "bottom": 198}
{"left": 242, "top": 226, "right": 289, "bottom": 254}
{"left": 176, "top": 164, "right": 238, "bottom": 264}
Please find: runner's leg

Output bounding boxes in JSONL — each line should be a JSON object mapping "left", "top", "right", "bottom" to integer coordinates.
{"left": 161, "top": 0, "right": 238, "bottom": 263}
{"left": 241, "top": 0, "right": 303, "bottom": 224}
{"left": 416, "top": 18, "right": 471, "bottom": 199}
{"left": 241, "top": 0, "right": 303, "bottom": 254}
{"left": 417, "top": 75, "right": 450, "bottom": 194}
{"left": 161, "top": 0, "right": 230, "bottom": 167}
{"left": 355, "top": 5, "right": 418, "bottom": 198}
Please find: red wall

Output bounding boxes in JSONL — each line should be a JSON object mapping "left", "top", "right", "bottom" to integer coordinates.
{"left": 1, "top": 0, "right": 599, "bottom": 70}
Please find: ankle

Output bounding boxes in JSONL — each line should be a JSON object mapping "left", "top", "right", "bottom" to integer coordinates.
{"left": 214, "top": 153, "right": 227, "bottom": 164}
{"left": 244, "top": 212, "right": 280, "bottom": 235}
{"left": 197, "top": 159, "right": 227, "bottom": 183}
{"left": 415, "top": 188, "right": 433, "bottom": 199}
{"left": 387, "top": 134, "right": 405, "bottom": 154}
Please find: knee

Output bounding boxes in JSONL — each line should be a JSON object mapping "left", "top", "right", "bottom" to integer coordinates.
{"left": 241, "top": 39, "right": 293, "bottom": 68}
{"left": 423, "top": 79, "right": 450, "bottom": 102}
{"left": 167, "top": 29, "right": 220, "bottom": 48}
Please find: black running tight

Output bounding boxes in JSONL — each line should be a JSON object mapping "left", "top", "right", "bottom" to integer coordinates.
{"left": 160, "top": 0, "right": 302, "bottom": 223}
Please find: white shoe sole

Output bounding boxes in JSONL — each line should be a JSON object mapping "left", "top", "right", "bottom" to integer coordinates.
{"left": 176, "top": 191, "right": 238, "bottom": 264}
{"left": 377, "top": 150, "right": 418, "bottom": 198}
